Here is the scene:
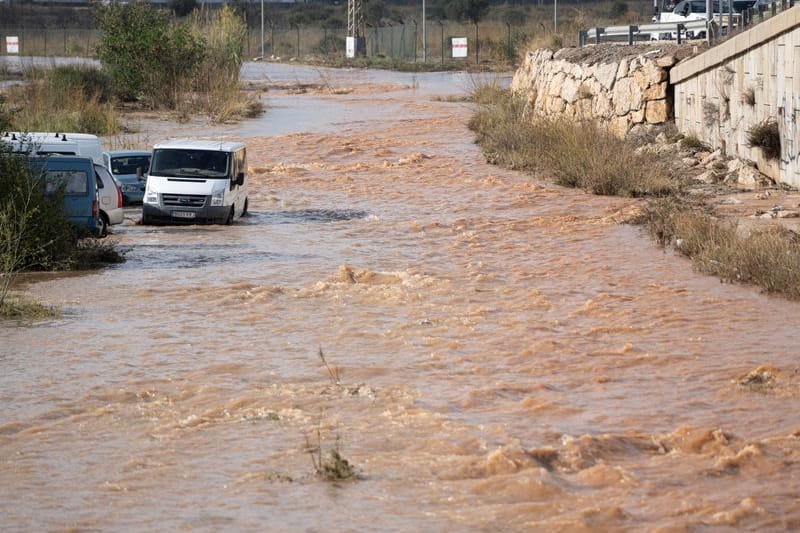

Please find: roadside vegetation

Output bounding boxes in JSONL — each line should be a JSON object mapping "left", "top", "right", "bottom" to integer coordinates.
{"left": 469, "top": 85, "right": 800, "bottom": 300}
{"left": 95, "top": 2, "right": 262, "bottom": 121}
{"left": 0, "top": 144, "right": 124, "bottom": 319}
{"left": 5, "top": 65, "right": 118, "bottom": 134}
{"left": 468, "top": 86, "right": 683, "bottom": 197}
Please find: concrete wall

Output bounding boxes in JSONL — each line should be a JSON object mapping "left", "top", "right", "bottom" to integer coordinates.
{"left": 670, "top": 5, "right": 800, "bottom": 186}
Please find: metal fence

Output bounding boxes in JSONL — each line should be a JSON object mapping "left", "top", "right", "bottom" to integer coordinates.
{"left": 1, "top": 20, "right": 521, "bottom": 65}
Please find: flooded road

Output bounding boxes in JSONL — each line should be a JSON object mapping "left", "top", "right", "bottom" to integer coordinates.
{"left": 2, "top": 63, "right": 800, "bottom": 532}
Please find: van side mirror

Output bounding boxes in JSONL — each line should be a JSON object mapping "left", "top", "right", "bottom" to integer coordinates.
{"left": 236, "top": 172, "right": 245, "bottom": 185}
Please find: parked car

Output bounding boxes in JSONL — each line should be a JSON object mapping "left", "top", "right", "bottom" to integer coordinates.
{"left": 93, "top": 163, "right": 124, "bottom": 237}
{"left": 27, "top": 156, "right": 100, "bottom": 236}
{"left": 102, "top": 150, "right": 150, "bottom": 205}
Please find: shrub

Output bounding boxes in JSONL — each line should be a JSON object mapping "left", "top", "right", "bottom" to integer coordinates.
{"left": 609, "top": 0, "right": 628, "bottom": 18}
{"left": 5, "top": 69, "right": 119, "bottom": 134}
{"left": 95, "top": 1, "right": 204, "bottom": 108}
{"left": 747, "top": 119, "right": 781, "bottom": 160}
{"left": 635, "top": 198, "right": 800, "bottom": 299}
{"left": 47, "top": 64, "right": 112, "bottom": 103}
{"left": 468, "top": 87, "right": 682, "bottom": 197}
{"left": 0, "top": 143, "right": 77, "bottom": 306}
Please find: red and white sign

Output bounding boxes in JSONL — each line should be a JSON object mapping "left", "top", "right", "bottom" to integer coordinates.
{"left": 6, "top": 36, "right": 19, "bottom": 54}
{"left": 452, "top": 37, "right": 467, "bottom": 58}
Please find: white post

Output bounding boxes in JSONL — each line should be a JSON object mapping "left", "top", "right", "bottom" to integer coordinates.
{"left": 554, "top": 0, "right": 558, "bottom": 33}
{"left": 261, "top": 0, "right": 265, "bottom": 58}
{"left": 422, "top": 0, "right": 427, "bottom": 62}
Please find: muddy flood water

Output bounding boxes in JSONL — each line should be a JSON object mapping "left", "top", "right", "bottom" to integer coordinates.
{"left": 2, "top": 63, "right": 800, "bottom": 532}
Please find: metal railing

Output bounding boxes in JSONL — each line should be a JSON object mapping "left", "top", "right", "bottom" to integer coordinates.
{"left": 580, "top": 19, "right": 710, "bottom": 45}
{"left": 580, "top": 0, "right": 796, "bottom": 47}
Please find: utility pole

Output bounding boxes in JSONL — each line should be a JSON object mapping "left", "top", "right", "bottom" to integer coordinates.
{"left": 347, "top": 0, "right": 365, "bottom": 57}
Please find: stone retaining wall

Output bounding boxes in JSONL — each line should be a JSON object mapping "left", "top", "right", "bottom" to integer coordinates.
{"left": 510, "top": 47, "right": 682, "bottom": 138}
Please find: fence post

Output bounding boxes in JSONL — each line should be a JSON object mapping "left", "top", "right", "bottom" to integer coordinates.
{"left": 628, "top": 25, "right": 636, "bottom": 44}
{"left": 439, "top": 21, "right": 445, "bottom": 66}
{"left": 677, "top": 23, "right": 684, "bottom": 44}
{"left": 594, "top": 27, "right": 603, "bottom": 44}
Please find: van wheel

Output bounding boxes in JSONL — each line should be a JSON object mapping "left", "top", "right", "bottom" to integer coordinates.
{"left": 242, "top": 198, "right": 249, "bottom": 216}
{"left": 97, "top": 213, "right": 109, "bottom": 238}
{"left": 225, "top": 206, "right": 234, "bottom": 225}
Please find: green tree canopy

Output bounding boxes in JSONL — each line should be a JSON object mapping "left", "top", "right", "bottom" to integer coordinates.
{"left": 441, "top": 0, "right": 489, "bottom": 24}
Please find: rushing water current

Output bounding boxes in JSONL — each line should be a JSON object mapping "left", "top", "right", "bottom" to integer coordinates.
{"left": 2, "top": 63, "right": 800, "bottom": 532}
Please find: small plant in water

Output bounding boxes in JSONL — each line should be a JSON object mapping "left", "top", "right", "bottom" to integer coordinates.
{"left": 318, "top": 346, "right": 341, "bottom": 386}
{"left": 306, "top": 428, "right": 356, "bottom": 482}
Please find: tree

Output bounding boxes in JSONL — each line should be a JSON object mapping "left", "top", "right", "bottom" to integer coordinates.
{"left": 95, "top": 1, "right": 204, "bottom": 108}
{"left": 170, "top": 0, "right": 197, "bottom": 17}
{"left": 441, "top": 0, "right": 489, "bottom": 24}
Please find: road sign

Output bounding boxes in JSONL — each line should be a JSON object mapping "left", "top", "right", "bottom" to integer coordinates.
{"left": 6, "top": 36, "right": 19, "bottom": 54}
{"left": 452, "top": 37, "right": 467, "bottom": 58}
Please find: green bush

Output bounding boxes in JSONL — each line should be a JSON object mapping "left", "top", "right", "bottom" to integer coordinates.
{"left": 0, "top": 143, "right": 77, "bottom": 306}
{"left": 95, "top": 1, "right": 204, "bottom": 107}
{"left": 47, "top": 64, "right": 112, "bottom": 103}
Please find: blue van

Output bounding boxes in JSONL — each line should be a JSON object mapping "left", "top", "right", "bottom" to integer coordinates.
{"left": 27, "top": 156, "right": 100, "bottom": 235}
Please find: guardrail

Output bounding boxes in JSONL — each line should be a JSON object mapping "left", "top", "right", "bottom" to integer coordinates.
{"left": 580, "top": 0, "right": 796, "bottom": 47}
{"left": 580, "top": 19, "right": 710, "bottom": 45}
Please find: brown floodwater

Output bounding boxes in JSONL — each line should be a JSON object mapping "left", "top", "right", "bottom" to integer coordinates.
{"left": 2, "top": 63, "right": 800, "bottom": 532}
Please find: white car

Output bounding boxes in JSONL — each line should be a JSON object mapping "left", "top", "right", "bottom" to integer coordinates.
{"left": 93, "top": 163, "right": 124, "bottom": 237}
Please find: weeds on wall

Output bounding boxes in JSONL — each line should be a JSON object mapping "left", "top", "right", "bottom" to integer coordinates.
{"left": 741, "top": 88, "right": 756, "bottom": 106}
{"left": 747, "top": 119, "right": 781, "bottom": 160}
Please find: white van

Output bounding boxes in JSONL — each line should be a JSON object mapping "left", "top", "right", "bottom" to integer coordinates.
{"left": 2, "top": 131, "right": 104, "bottom": 164}
{"left": 142, "top": 139, "right": 249, "bottom": 225}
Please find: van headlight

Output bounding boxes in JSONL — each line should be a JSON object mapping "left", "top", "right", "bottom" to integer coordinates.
{"left": 211, "top": 187, "right": 225, "bottom": 207}
{"left": 144, "top": 184, "right": 159, "bottom": 205}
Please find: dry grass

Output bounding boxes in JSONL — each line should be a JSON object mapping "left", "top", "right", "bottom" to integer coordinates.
{"left": 0, "top": 295, "right": 60, "bottom": 320}
{"left": 6, "top": 66, "right": 119, "bottom": 134}
{"left": 635, "top": 198, "right": 800, "bottom": 299}
{"left": 468, "top": 88, "right": 683, "bottom": 197}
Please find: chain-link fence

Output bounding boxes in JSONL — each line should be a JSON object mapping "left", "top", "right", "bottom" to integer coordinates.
{"left": 1, "top": 20, "right": 525, "bottom": 65}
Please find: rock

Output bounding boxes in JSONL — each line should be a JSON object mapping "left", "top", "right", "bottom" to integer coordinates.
{"left": 609, "top": 116, "right": 630, "bottom": 138}
{"left": 595, "top": 62, "right": 619, "bottom": 91}
{"left": 645, "top": 99, "right": 669, "bottom": 124}
{"left": 644, "top": 81, "right": 668, "bottom": 100}
{"left": 656, "top": 55, "right": 677, "bottom": 68}
{"left": 613, "top": 77, "right": 642, "bottom": 116}
{"left": 699, "top": 150, "right": 720, "bottom": 166}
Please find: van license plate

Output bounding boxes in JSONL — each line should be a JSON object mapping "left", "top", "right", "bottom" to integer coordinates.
{"left": 172, "top": 211, "right": 196, "bottom": 219}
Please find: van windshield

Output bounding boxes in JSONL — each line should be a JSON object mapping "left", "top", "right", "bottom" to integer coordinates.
{"left": 111, "top": 155, "right": 151, "bottom": 176}
{"left": 151, "top": 149, "right": 230, "bottom": 179}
